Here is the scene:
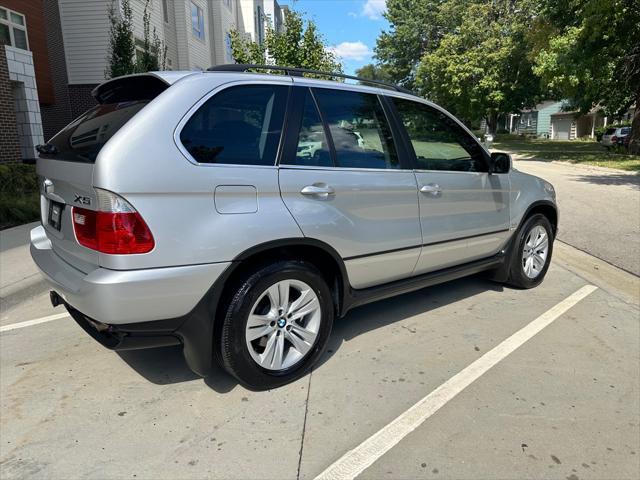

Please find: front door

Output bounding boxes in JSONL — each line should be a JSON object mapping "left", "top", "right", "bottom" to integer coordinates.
{"left": 278, "top": 87, "right": 422, "bottom": 289}
{"left": 390, "top": 97, "right": 511, "bottom": 275}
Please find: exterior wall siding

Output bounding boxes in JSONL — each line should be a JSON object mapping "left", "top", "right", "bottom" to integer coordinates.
{"left": 184, "top": 0, "right": 210, "bottom": 69}
{"left": 210, "top": 0, "right": 238, "bottom": 66}
{"left": 58, "top": 0, "right": 111, "bottom": 85}
{"left": 173, "top": 0, "right": 190, "bottom": 69}
{"left": 535, "top": 101, "right": 564, "bottom": 137}
{"left": 161, "top": 0, "right": 179, "bottom": 70}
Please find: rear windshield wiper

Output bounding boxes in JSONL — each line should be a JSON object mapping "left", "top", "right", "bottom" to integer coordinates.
{"left": 36, "top": 143, "right": 58, "bottom": 155}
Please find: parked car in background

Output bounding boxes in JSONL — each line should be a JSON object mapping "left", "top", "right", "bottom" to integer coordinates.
{"left": 31, "top": 66, "right": 558, "bottom": 390}
{"left": 601, "top": 126, "right": 631, "bottom": 149}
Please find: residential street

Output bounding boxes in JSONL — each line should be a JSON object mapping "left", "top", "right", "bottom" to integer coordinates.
{"left": 512, "top": 158, "right": 640, "bottom": 276}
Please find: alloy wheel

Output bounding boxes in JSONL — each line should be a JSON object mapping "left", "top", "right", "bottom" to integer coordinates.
{"left": 522, "top": 225, "right": 549, "bottom": 279}
{"left": 245, "top": 279, "right": 322, "bottom": 371}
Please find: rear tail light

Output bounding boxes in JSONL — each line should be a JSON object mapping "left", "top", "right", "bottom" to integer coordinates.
{"left": 72, "top": 189, "right": 154, "bottom": 254}
{"left": 611, "top": 135, "right": 617, "bottom": 143}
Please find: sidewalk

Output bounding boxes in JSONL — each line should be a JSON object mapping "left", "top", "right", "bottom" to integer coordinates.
{"left": 0, "top": 222, "right": 46, "bottom": 314}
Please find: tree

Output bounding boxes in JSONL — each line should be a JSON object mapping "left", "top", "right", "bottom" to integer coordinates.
{"left": 106, "top": 0, "right": 136, "bottom": 78}
{"left": 354, "top": 63, "right": 393, "bottom": 83}
{"left": 106, "top": 0, "right": 167, "bottom": 79}
{"left": 229, "top": 8, "right": 342, "bottom": 73}
{"left": 416, "top": 1, "right": 540, "bottom": 132}
{"left": 532, "top": 0, "right": 640, "bottom": 153}
{"left": 374, "top": 0, "right": 453, "bottom": 88}
{"left": 136, "top": 0, "right": 167, "bottom": 73}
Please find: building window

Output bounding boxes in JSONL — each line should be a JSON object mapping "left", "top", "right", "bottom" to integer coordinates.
{"left": 162, "top": 0, "right": 169, "bottom": 23}
{"left": 225, "top": 32, "right": 233, "bottom": 63}
{"left": 0, "top": 7, "right": 29, "bottom": 50}
{"left": 224, "top": 0, "right": 233, "bottom": 10}
{"left": 191, "top": 2, "right": 204, "bottom": 40}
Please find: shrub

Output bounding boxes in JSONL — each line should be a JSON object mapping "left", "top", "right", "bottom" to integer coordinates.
{"left": 0, "top": 163, "right": 40, "bottom": 229}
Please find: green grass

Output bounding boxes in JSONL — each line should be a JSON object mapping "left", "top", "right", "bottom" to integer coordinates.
{"left": 492, "top": 136, "right": 640, "bottom": 172}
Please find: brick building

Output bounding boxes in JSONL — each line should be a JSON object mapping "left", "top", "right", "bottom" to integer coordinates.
{"left": 1, "top": 1, "right": 48, "bottom": 163}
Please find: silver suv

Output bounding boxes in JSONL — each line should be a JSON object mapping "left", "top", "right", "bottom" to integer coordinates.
{"left": 31, "top": 66, "right": 557, "bottom": 389}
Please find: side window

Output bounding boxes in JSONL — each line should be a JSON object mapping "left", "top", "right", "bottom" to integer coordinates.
{"left": 286, "top": 89, "right": 332, "bottom": 167}
{"left": 180, "top": 85, "right": 287, "bottom": 165}
{"left": 313, "top": 88, "right": 399, "bottom": 169}
{"left": 393, "top": 98, "right": 487, "bottom": 172}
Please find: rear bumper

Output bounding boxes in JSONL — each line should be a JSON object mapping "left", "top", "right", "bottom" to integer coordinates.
{"left": 30, "top": 225, "right": 230, "bottom": 325}
{"left": 57, "top": 295, "right": 182, "bottom": 351}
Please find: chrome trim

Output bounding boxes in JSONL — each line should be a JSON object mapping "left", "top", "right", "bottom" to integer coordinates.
{"left": 278, "top": 165, "right": 411, "bottom": 173}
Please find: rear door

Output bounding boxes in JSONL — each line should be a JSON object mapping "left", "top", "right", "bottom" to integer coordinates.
{"left": 37, "top": 76, "right": 169, "bottom": 272}
{"left": 389, "top": 97, "right": 511, "bottom": 275}
{"left": 278, "top": 87, "right": 421, "bottom": 289}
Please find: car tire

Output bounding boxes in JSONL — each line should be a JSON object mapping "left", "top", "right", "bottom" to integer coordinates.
{"left": 218, "top": 260, "right": 334, "bottom": 390}
{"left": 506, "top": 214, "right": 554, "bottom": 289}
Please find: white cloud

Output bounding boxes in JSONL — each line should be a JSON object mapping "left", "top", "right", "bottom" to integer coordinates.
{"left": 361, "top": 0, "right": 387, "bottom": 20}
{"left": 328, "top": 41, "right": 373, "bottom": 61}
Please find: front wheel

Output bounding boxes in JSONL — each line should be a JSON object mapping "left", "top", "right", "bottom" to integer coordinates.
{"left": 506, "top": 214, "right": 554, "bottom": 288}
{"left": 218, "top": 260, "right": 334, "bottom": 390}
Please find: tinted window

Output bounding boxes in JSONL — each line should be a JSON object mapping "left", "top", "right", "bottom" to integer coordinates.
{"left": 46, "top": 101, "right": 149, "bottom": 163}
{"left": 605, "top": 128, "right": 616, "bottom": 135}
{"left": 286, "top": 89, "right": 332, "bottom": 167}
{"left": 620, "top": 127, "right": 631, "bottom": 135}
{"left": 393, "top": 98, "right": 487, "bottom": 172}
{"left": 313, "top": 88, "right": 399, "bottom": 169}
{"left": 180, "top": 85, "right": 287, "bottom": 165}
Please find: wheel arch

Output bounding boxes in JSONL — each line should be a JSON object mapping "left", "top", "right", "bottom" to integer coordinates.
{"left": 520, "top": 200, "right": 558, "bottom": 237}
{"left": 218, "top": 238, "right": 349, "bottom": 324}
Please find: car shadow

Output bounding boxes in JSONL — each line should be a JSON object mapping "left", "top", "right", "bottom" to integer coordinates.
{"left": 317, "top": 276, "right": 503, "bottom": 371}
{"left": 569, "top": 173, "right": 640, "bottom": 188}
{"left": 117, "top": 274, "right": 503, "bottom": 392}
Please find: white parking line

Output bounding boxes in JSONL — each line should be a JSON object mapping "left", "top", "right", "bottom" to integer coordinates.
{"left": 314, "top": 284, "right": 598, "bottom": 480}
{"left": 0, "top": 312, "right": 70, "bottom": 333}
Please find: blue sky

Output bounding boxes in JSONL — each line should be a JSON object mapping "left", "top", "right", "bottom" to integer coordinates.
{"left": 280, "top": 0, "right": 390, "bottom": 74}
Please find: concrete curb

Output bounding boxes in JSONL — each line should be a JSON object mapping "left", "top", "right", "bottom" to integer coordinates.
{"left": 1, "top": 273, "right": 49, "bottom": 313}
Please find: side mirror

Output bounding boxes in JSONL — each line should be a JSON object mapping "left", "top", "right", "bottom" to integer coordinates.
{"left": 489, "top": 152, "right": 511, "bottom": 174}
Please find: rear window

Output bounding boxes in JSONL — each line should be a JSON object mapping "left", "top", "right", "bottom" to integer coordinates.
{"left": 45, "top": 101, "right": 149, "bottom": 163}
{"left": 605, "top": 128, "right": 616, "bottom": 135}
{"left": 179, "top": 85, "right": 288, "bottom": 165}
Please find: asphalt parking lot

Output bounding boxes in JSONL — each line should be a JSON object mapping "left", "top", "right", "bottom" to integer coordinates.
{"left": 1, "top": 239, "right": 639, "bottom": 480}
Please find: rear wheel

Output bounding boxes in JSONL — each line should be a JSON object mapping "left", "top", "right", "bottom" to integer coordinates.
{"left": 506, "top": 214, "right": 554, "bottom": 288}
{"left": 219, "top": 260, "right": 334, "bottom": 390}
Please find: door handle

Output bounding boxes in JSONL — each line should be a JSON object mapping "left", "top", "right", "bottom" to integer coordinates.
{"left": 420, "top": 183, "right": 442, "bottom": 196}
{"left": 300, "top": 184, "right": 335, "bottom": 198}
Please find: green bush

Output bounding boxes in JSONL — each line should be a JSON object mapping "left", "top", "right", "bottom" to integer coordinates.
{"left": 0, "top": 163, "right": 40, "bottom": 229}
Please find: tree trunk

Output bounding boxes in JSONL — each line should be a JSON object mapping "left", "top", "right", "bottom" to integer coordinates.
{"left": 486, "top": 112, "right": 499, "bottom": 134}
{"left": 629, "top": 93, "right": 640, "bottom": 155}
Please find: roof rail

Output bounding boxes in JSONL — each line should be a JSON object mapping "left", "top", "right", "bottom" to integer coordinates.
{"left": 206, "top": 64, "right": 415, "bottom": 95}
